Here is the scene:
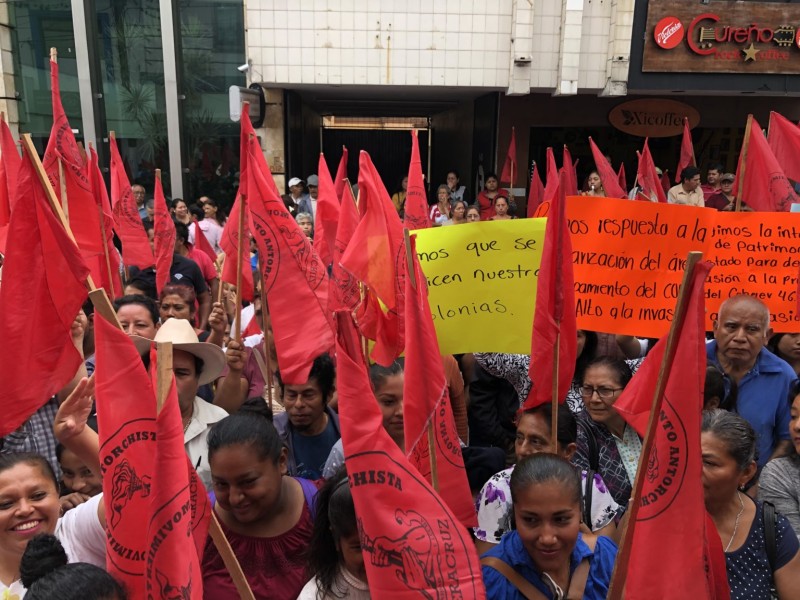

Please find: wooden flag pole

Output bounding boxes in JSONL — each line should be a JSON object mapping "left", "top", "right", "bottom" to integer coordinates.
{"left": 403, "top": 228, "right": 439, "bottom": 492}
{"left": 735, "top": 114, "right": 754, "bottom": 213}
{"left": 208, "top": 512, "right": 257, "bottom": 600}
{"left": 686, "top": 118, "right": 697, "bottom": 168}
{"left": 57, "top": 158, "right": 69, "bottom": 222}
{"left": 606, "top": 251, "right": 703, "bottom": 600}
{"left": 550, "top": 332, "right": 560, "bottom": 450}
{"left": 155, "top": 341, "right": 173, "bottom": 413}
{"left": 88, "top": 141, "right": 117, "bottom": 297}
{"left": 233, "top": 194, "right": 246, "bottom": 342}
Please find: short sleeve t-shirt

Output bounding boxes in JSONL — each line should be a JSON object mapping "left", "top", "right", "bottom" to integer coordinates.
{"left": 291, "top": 417, "right": 339, "bottom": 480}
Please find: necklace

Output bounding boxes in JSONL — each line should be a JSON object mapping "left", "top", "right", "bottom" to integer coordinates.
{"left": 725, "top": 491, "right": 745, "bottom": 552}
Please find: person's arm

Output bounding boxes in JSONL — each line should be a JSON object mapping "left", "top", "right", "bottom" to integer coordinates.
{"left": 206, "top": 301, "right": 228, "bottom": 348}
{"left": 213, "top": 340, "right": 250, "bottom": 413}
{"left": 196, "top": 290, "right": 212, "bottom": 330}
{"left": 615, "top": 335, "right": 645, "bottom": 360}
{"left": 57, "top": 312, "right": 89, "bottom": 403}
{"left": 53, "top": 377, "right": 101, "bottom": 477}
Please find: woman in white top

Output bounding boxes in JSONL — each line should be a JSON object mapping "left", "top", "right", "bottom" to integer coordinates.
{"left": 0, "top": 453, "right": 106, "bottom": 598}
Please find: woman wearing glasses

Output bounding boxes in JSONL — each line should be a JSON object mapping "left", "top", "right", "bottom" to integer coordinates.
{"left": 572, "top": 357, "right": 640, "bottom": 508}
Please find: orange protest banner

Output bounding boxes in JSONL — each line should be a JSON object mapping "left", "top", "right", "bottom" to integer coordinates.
{"left": 567, "top": 196, "right": 800, "bottom": 337}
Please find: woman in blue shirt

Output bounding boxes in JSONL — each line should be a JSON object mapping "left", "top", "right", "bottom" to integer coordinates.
{"left": 481, "top": 454, "right": 617, "bottom": 599}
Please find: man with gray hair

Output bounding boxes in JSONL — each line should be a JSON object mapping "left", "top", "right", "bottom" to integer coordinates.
{"left": 707, "top": 294, "right": 795, "bottom": 472}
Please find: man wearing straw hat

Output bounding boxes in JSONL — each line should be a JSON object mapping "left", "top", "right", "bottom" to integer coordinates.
{"left": 133, "top": 318, "right": 228, "bottom": 490}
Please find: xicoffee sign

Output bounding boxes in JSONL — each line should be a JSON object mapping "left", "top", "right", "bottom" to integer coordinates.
{"left": 643, "top": 1, "right": 800, "bottom": 74}
{"left": 608, "top": 99, "right": 700, "bottom": 138}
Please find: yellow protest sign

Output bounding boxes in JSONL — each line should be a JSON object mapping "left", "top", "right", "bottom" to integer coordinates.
{"left": 414, "top": 219, "right": 546, "bottom": 354}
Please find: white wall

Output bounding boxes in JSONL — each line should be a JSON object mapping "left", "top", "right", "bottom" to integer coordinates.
{"left": 245, "top": 0, "right": 635, "bottom": 96}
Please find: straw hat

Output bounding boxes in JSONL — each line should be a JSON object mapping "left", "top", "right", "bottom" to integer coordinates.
{"left": 131, "top": 318, "right": 226, "bottom": 385}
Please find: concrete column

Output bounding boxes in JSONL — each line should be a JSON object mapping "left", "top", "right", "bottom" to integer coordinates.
{"left": 255, "top": 85, "right": 286, "bottom": 192}
{"left": 554, "top": 0, "right": 583, "bottom": 96}
{"left": 506, "top": 0, "right": 534, "bottom": 96}
{"left": 600, "top": 0, "right": 635, "bottom": 97}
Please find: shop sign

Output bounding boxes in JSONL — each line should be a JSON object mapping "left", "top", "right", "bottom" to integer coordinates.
{"left": 643, "top": 0, "right": 800, "bottom": 74}
{"left": 608, "top": 99, "right": 700, "bottom": 138}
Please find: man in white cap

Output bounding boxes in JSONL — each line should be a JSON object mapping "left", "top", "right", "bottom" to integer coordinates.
{"left": 282, "top": 176, "right": 308, "bottom": 217}
{"left": 134, "top": 318, "right": 228, "bottom": 490}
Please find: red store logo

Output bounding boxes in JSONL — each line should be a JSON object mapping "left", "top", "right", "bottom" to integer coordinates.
{"left": 654, "top": 16, "right": 685, "bottom": 49}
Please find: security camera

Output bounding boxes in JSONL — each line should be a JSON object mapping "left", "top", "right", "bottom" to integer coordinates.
{"left": 237, "top": 63, "right": 250, "bottom": 73}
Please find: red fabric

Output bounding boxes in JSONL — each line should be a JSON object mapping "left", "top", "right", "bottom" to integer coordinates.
{"left": 334, "top": 311, "right": 486, "bottom": 600}
{"left": 562, "top": 146, "right": 579, "bottom": 197}
{"left": 242, "top": 315, "right": 262, "bottom": 338}
{"left": 189, "top": 246, "right": 217, "bottom": 284}
{"left": 0, "top": 117, "right": 20, "bottom": 253}
{"left": 88, "top": 147, "right": 122, "bottom": 298}
{"left": 192, "top": 221, "right": 217, "bottom": 263}
{"left": 94, "top": 313, "right": 156, "bottom": 592}
{"left": 313, "top": 153, "right": 339, "bottom": 267}
{"left": 660, "top": 170, "right": 672, "bottom": 195}
{"left": 42, "top": 59, "right": 106, "bottom": 292}
{"left": 404, "top": 130, "right": 429, "bottom": 230}
{"left": 637, "top": 140, "right": 668, "bottom": 203}
{"left": 614, "top": 260, "right": 730, "bottom": 599}
{"left": 334, "top": 146, "right": 349, "bottom": 203}
{"left": 330, "top": 181, "right": 361, "bottom": 313}
{"left": 145, "top": 359, "right": 209, "bottom": 599}
{"left": 499, "top": 127, "right": 517, "bottom": 185}
{"left": 403, "top": 235, "right": 476, "bottom": 527}
{"left": 0, "top": 152, "right": 89, "bottom": 436}
{"left": 220, "top": 194, "right": 254, "bottom": 302}
{"left": 244, "top": 127, "right": 333, "bottom": 384}
{"left": 524, "top": 169, "right": 577, "bottom": 410}
{"left": 589, "top": 138, "right": 627, "bottom": 198}
{"left": 617, "top": 162, "right": 627, "bottom": 192}
{"left": 526, "top": 162, "right": 545, "bottom": 218}
{"left": 676, "top": 117, "right": 696, "bottom": 183}
{"left": 109, "top": 136, "right": 154, "bottom": 269}
{"left": 153, "top": 176, "right": 175, "bottom": 295}
{"left": 768, "top": 111, "right": 800, "bottom": 182}
{"left": 542, "top": 147, "right": 559, "bottom": 204}
{"left": 340, "top": 151, "right": 406, "bottom": 365}
{"left": 735, "top": 116, "right": 797, "bottom": 212}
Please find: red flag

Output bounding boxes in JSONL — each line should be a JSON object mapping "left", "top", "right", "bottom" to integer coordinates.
{"left": 526, "top": 162, "right": 545, "bottom": 218}
{"left": 589, "top": 138, "right": 627, "bottom": 198}
{"left": 562, "top": 146, "right": 579, "bottom": 196}
{"left": 768, "top": 111, "right": 800, "bottom": 182}
{"left": 403, "top": 235, "right": 476, "bottom": 527}
{"left": 0, "top": 152, "right": 89, "bottom": 436}
{"left": 0, "top": 117, "right": 20, "bottom": 253}
{"left": 145, "top": 357, "right": 209, "bottom": 599}
{"left": 614, "top": 260, "right": 730, "bottom": 599}
{"left": 341, "top": 151, "right": 405, "bottom": 311}
{"left": 153, "top": 175, "right": 175, "bottom": 295}
{"left": 330, "top": 187, "right": 361, "bottom": 313}
{"left": 404, "top": 130, "right": 429, "bottom": 230}
{"left": 334, "top": 146, "right": 349, "bottom": 202}
{"left": 340, "top": 151, "right": 407, "bottom": 365}
{"left": 661, "top": 170, "right": 672, "bottom": 195}
{"left": 542, "top": 147, "right": 559, "bottom": 204}
{"left": 192, "top": 222, "right": 217, "bottom": 263}
{"left": 219, "top": 194, "right": 254, "bottom": 302}
{"left": 334, "top": 311, "right": 486, "bottom": 600}
{"left": 637, "top": 139, "right": 668, "bottom": 203}
{"left": 313, "top": 153, "right": 339, "bottom": 267}
{"left": 735, "top": 116, "right": 797, "bottom": 212}
{"left": 675, "top": 117, "right": 696, "bottom": 183}
{"left": 524, "top": 169, "right": 577, "bottom": 410}
{"left": 110, "top": 136, "right": 154, "bottom": 269}
{"left": 95, "top": 312, "right": 156, "bottom": 591}
{"left": 244, "top": 128, "right": 334, "bottom": 384}
{"left": 617, "top": 162, "right": 627, "bottom": 192}
{"left": 42, "top": 59, "right": 104, "bottom": 259}
{"left": 499, "top": 127, "right": 517, "bottom": 186}
{"left": 88, "top": 146, "right": 122, "bottom": 298}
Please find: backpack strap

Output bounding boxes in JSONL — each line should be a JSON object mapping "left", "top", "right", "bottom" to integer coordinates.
{"left": 762, "top": 500, "right": 777, "bottom": 572}
{"left": 480, "top": 557, "right": 549, "bottom": 600}
{"left": 565, "top": 558, "right": 591, "bottom": 600}
{"left": 582, "top": 470, "right": 595, "bottom": 528}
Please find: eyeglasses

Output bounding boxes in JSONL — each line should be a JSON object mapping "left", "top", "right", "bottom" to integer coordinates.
{"left": 579, "top": 385, "right": 623, "bottom": 400}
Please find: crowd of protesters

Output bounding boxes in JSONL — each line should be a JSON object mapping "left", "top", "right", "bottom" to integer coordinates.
{"left": 1, "top": 160, "right": 800, "bottom": 600}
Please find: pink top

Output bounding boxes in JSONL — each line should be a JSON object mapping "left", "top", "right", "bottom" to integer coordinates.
{"left": 202, "top": 497, "right": 314, "bottom": 599}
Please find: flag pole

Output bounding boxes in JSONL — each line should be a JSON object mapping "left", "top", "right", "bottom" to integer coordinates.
{"left": 89, "top": 141, "right": 117, "bottom": 297}
{"left": 687, "top": 118, "right": 697, "bottom": 167}
{"left": 345, "top": 178, "right": 370, "bottom": 363}
{"left": 403, "top": 228, "right": 439, "bottom": 492}
{"left": 234, "top": 193, "right": 245, "bottom": 342}
{"left": 735, "top": 114, "right": 754, "bottom": 213}
{"left": 155, "top": 341, "right": 173, "bottom": 413}
{"left": 256, "top": 255, "right": 275, "bottom": 415}
{"left": 606, "top": 251, "right": 703, "bottom": 600}
{"left": 550, "top": 332, "right": 560, "bottom": 449}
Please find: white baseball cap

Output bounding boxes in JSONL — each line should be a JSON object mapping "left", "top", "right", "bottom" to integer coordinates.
{"left": 288, "top": 177, "right": 304, "bottom": 187}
